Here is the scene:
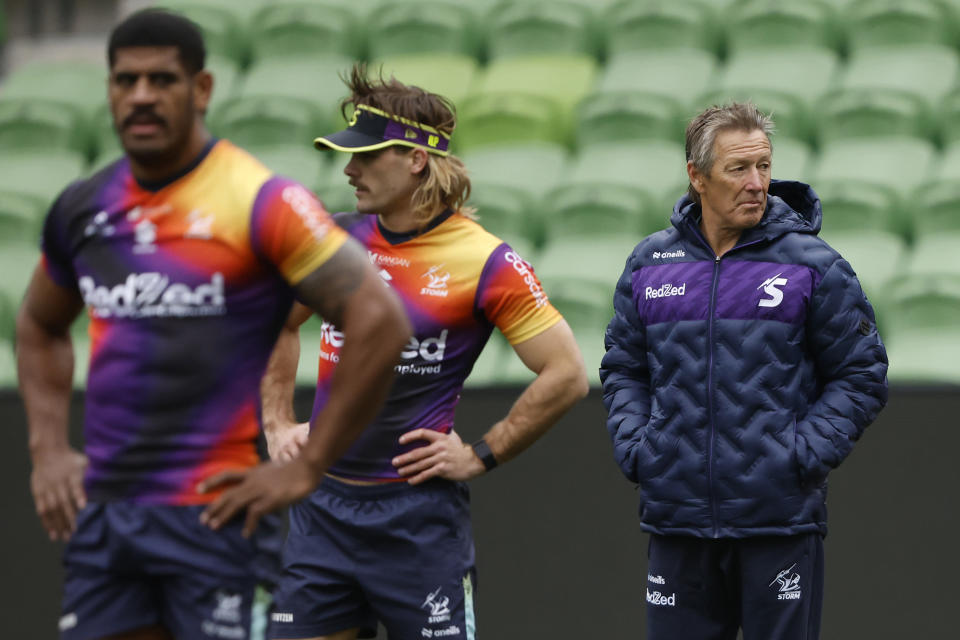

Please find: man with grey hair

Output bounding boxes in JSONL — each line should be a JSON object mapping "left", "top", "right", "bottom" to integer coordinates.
{"left": 600, "top": 102, "right": 888, "bottom": 639}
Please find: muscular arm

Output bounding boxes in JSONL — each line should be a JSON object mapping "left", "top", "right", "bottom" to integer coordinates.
{"left": 16, "top": 264, "right": 87, "bottom": 540}
{"left": 260, "top": 302, "right": 312, "bottom": 460}
{"left": 201, "top": 239, "right": 411, "bottom": 534}
{"left": 394, "top": 320, "right": 589, "bottom": 484}
{"left": 292, "top": 239, "right": 411, "bottom": 472}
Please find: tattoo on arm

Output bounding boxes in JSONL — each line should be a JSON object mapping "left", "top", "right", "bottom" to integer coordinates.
{"left": 293, "top": 239, "right": 370, "bottom": 326}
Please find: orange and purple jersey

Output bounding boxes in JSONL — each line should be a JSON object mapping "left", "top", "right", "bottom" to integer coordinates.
{"left": 41, "top": 139, "right": 348, "bottom": 504}
{"left": 314, "top": 210, "right": 561, "bottom": 481}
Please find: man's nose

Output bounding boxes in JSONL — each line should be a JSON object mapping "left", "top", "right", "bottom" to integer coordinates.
{"left": 744, "top": 166, "right": 763, "bottom": 191}
{"left": 130, "top": 77, "right": 157, "bottom": 104}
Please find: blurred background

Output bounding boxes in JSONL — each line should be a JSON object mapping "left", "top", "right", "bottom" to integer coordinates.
{"left": 0, "top": 0, "right": 958, "bottom": 638}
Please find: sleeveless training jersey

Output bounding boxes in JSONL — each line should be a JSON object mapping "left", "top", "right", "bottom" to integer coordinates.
{"left": 314, "top": 210, "right": 562, "bottom": 481}
{"left": 41, "top": 139, "right": 348, "bottom": 505}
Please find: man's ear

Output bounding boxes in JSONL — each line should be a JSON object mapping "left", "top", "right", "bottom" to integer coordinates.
{"left": 193, "top": 70, "right": 213, "bottom": 114}
{"left": 687, "top": 160, "right": 704, "bottom": 196}
{"left": 409, "top": 148, "right": 430, "bottom": 176}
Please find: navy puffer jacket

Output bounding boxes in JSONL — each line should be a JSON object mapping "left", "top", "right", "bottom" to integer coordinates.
{"left": 600, "top": 180, "right": 888, "bottom": 538}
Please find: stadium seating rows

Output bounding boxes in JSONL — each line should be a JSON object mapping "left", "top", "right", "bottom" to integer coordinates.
{"left": 1, "top": 0, "right": 959, "bottom": 386}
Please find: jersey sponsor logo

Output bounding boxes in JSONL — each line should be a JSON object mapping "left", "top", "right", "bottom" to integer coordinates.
{"left": 369, "top": 251, "right": 411, "bottom": 268}
{"left": 646, "top": 588, "right": 676, "bottom": 606}
{"left": 647, "top": 574, "right": 666, "bottom": 585}
{"left": 770, "top": 563, "right": 802, "bottom": 601}
{"left": 272, "top": 612, "right": 294, "bottom": 623}
{"left": 321, "top": 322, "right": 447, "bottom": 372}
{"left": 420, "top": 264, "right": 450, "bottom": 297}
{"left": 652, "top": 249, "right": 685, "bottom": 259}
{"left": 758, "top": 273, "right": 788, "bottom": 308}
{"left": 645, "top": 283, "right": 686, "bottom": 300}
{"left": 504, "top": 251, "right": 548, "bottom": 308}
{"left": 402, "top": 330, "right": 448, "bottom": 363}
{"left": 282, "top": 184, "right": 331, "bottom": 241}
{"left": 79, "top": 272, "right": 226, "bottom": 318}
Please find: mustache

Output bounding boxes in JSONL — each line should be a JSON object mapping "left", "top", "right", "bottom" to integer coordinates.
{"left": 122, "top": 109, "right": 166, "bottom": 130}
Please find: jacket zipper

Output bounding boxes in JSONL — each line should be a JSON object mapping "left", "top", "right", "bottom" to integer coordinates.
{"left": 707, "top": 254, "right": 721, "bottom": 538}
{"left": 694, "top": 224, "right": 765, "bottom": 538}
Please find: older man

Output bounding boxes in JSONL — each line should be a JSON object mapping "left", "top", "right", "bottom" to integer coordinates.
{"left": 600, "top": 102, "right": 888, "bottom": 640}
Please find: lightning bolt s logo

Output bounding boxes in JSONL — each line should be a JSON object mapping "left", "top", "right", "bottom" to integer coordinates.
{"left": 758, "top": 273, "right": 788, "bottom": 308}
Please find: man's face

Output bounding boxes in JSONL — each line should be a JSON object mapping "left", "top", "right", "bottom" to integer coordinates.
{"left": 343, "top": 147, "right": 423, "bottom": 216}
{"left": 689, "top": 128, "right": 772, "bottom": 233}
{"left": 109, "top": 46, "right": 210, "bottom": 165}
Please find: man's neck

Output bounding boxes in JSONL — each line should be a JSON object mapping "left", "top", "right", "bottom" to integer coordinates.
{"left": 377, "top": 205, "right": 445, "bottom": 235}
{"left": 699, "top": 216, "right": 741, "bottom": 258}
{"left": 128, "top": 128, "right": 212, "bottom": 184}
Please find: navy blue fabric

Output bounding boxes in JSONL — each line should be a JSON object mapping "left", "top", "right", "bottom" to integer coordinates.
{"left": 645, "top": 533, "right": 824, "bottom": 640}
{"left": 60, "top": 503, "right": 281, "bottom": 640}
{"left": 601, "top": 180, "right": 889, "bottom": 538}
{"left": 272, "top": 477, "right": 477, "bottom": 639}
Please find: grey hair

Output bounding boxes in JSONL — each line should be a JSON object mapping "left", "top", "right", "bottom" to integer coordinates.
{"left": 685, "top": 102, "right": 775, "bottom": 205}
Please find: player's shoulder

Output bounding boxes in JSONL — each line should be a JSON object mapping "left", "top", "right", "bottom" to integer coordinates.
{"left": 442, "top": 213, "right": 510, "bottom": 256}
{"left": 47, "top": 157, "right": 128, "bottom": 225}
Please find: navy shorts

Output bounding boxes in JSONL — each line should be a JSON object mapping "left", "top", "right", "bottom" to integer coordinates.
{"left": 59, "top": 502, "right": 282, "bottom": 640}
{"left": 271, "top": 477, "right": 477, "bottom": 640}
{"left": 645, "top": 533, "right": 824, "bottom": 640}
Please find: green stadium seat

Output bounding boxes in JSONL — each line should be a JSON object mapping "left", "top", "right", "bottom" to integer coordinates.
{"left": 811, "top": 137, "right": 938, "bottom": 197}
{"left": 315, "top": 153, "right": 356, "bottom": 215}
{"left": 211, "top": 94, "right": 325, "bottom": 148}
{"left": 566, "top": 140, "right": 688, "bottom": 215}
{"left": 904, "top": 235, "right": 960, "bottom": 278}
{"left": 460, "top": 142, "right": 570, "bottom": 201}
{"left": 373, "top": 54, "right": 479, "bottom": 106}
{"left": 575, "top": 90, "right": 684, "bottom": 148}
{"left": 816, "top": 88, "right": 932, "bottom": 144}
{"left": 0, "top": 191, "right": 43, "bottom": 244}
{"left": 542, "top": 182, "right": 654, "bottom": 242}
{"left": 246, "top": 144, "right": 326, "bottom": 192}
{"left": 0, "top": 150, "right": 86, "bottom": 214}
{"left": 463, "top": 331, "right": 512, "bottom": 387}
{"left": 910, "top": 180, "right": 960, "bottom": 239}
{"left": 456, "top": 92, "right": 567, "bottom": 152}
{"left": 0, "top": 241, "right": 40, "bottom": 312}
{"left": 603, "top": 0, "right": 721, "bottom": 58}
{"left": 239, "top": 56, "right": 354, "bottom": 131}
{"left": 0, "top": 98, "right": 89, "bottom": 156}
{"left": 248, "top": 1, "right": 361, "bottom": 62}
{"left": 536, "top": 236, "right": 637, "bottom": 385}
{"left": 819, "top": 229, "right": 905, "bottom": 301}
{"left": 839, "top": 44, "right": 959, "bottom": 105}
{"left": 0, "top": 335, "right": 15, "bottom": 389}
{"left": 725, "top": 0, "right": 840, "bottom": 54}
{"left": 476, "top": 55, "right": 598, "bottom": 133}
{"left": 936, "top": 141, "right": 960, "bottom": 180}
{"left": 882, "top": 274, "right": 960, "bottom": 385}
{"left": 597, "top": 49, "right": 718, "bottom": 109}
{"left": 1, "top": 60, "right": 106, "bottom": 117}
{"left": 719, "top": 46, "right": 840, "bottom": 110}
{"left": 937, "top": 88, "right": 960, "bottom": 145}
{"left": 468, "top": 184, "right": 540, "bottom": 250}
{"left": 815, "top": 180, "right": 900, "bottom": 237}
{"left": 844, "top": 0, "right": 953, "bottom": 51}
{"left": 485, "top": 1, "right": 598, "bottom": 60}
{"left": 157, "top": 0, "right": 249, "bottom": 66}
{"left": 770, "top": 136, "right": 813, "bottom": 182}
{"left": 366, "top": 1, "right": 478, "bottom": 59}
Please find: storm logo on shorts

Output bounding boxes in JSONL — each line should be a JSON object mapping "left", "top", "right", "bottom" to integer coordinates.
{"left": 770, "top": 563, "right": 802, "bottom": 600}
{"left": 422, "top": 587, "right": 451, "bottom": 623}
